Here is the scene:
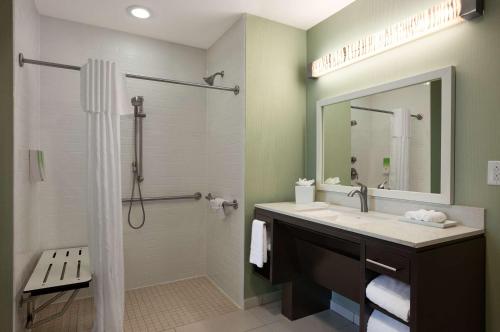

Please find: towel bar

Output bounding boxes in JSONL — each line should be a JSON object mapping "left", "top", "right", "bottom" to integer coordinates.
{"left": 205, "top": 192, "right": 239, "bottom": 210}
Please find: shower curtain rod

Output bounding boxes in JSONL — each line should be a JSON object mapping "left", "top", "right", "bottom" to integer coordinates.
{"left": 18, "top": 53, "right": 240, "bottom": 95}
{"left": 351, "top": 106, "right": 423, "bottom": 120}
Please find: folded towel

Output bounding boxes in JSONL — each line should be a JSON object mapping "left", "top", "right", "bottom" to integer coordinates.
{"left": 367, "top": 310, "right": 409, "bottom": 332}
{"left": 249, "top": 220, "right": 268, "bottom": 268}
{"left": 366, "top": 275, "right": 410, "bottom": 322}
{"left": 404, "top": 209, "right": 447, "bottom": 223}
{"left": 325, "top": 177, "right": 341, "bottom": 185}
{"left": 296, "top": 178, "right": 315, "bottom": 186}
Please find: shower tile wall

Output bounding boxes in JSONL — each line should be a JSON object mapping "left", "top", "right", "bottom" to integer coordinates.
{"left": 13, "top": 0, "right": 41, "bottom": 330}
{"left": 38, "top": 17, "right": 208, "bottom": 289}
{"left": 206, "top": 17, "right": 246, "bottom": 307}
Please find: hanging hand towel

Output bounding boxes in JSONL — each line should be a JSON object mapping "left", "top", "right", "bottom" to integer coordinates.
{"left": 80, "top": 58, "right": 128, "bottom": 332}
{"left": 367, "top": 310, "right": 409, "bottom": 332}
{"left": 249, "top": 220, "right": 268, "bottom": 268}
{"left": 366, "top": 275, "right": 411, "bottom": 322}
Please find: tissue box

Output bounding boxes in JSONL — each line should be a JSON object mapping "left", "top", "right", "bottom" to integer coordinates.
{"left": 295, "top": 186, "right": 315, "bottom": 204}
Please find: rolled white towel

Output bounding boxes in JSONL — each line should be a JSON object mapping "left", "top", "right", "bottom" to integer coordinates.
{"left": 367, "top": 310, "right": 409, "bottom": 332}
{"left": 404, "top": 209, "right": 447, "bottom": 223}
{"left": 325, "top": 177, "right": 341, "bottom": 185}
{"left": 366, "top": 275, "right": 410, "bottom": 322}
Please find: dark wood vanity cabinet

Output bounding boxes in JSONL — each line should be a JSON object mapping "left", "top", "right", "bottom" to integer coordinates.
{"left": 254, "top": 208, "right": 485, "bottom": 332}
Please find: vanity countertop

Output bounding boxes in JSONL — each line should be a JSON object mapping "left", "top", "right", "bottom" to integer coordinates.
{"left": 254, "top": 202, "right": 484, "bottom": 248}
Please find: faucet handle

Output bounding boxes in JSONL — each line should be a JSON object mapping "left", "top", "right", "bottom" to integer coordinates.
{"left": 355, "top": 181, "right": 367, "bottom": 189}
{"left": 355, "top": 182, "right": 368, "bottom": 197}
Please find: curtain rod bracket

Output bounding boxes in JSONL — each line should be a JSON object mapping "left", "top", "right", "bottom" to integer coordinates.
{"left": 19, "top": 53, "right": 25, "bottom": 67}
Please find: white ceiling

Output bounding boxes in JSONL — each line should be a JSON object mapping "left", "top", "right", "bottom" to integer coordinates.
{"left": 34, "top": 0, "right": 356, "bottom": 49}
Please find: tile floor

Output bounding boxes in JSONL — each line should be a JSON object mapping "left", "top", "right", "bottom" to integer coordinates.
{"left": 31, "top": 276, "right": 358, "bottom": 332}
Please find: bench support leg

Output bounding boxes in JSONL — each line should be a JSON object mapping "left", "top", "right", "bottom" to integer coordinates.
{"left": 23, "top": 289, "right": 80, "bottom": 329}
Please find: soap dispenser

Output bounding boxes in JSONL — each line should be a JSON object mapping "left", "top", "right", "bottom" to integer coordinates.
{"left": 29, "top": 150, "right": 45, "bottom": 182}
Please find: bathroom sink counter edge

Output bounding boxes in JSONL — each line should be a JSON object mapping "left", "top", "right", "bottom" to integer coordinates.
{"left": 254, "top": 202, "right": 484, "bottom": 248}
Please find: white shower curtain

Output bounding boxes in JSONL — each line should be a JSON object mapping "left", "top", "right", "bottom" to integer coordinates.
{"left": 81, "top": 59, "right": 129, "bottom": 332}
{"left": 389, "top": 108, "right": 411, "bottom": 191}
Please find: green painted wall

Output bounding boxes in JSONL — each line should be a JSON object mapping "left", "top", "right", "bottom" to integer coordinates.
{"left": 0, "top": 0, "right": 14, "bottom": 330}
{"left": 323, "top": 102, "right": 351, "bottom": 184}
{"left": 306, "top": 0, "right": 500, "bottom": 330}
{"left": 244, "top": 14, "right": 307, "bottom": 299}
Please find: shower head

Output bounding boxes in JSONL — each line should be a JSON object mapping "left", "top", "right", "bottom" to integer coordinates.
{"left": 203, "top": 71, "right": 224, "bottom": 86}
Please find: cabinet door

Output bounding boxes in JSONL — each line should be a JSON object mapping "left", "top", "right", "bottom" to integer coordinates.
{"left": 270, "top": 221, "right": 298, "bottom": 284}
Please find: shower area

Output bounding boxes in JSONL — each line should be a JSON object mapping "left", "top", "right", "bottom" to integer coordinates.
{"left": 13, "top": 1, "right": 246, "bottom": 330}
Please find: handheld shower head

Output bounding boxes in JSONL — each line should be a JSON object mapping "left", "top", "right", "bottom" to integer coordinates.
{"left": 203, "top": 71, "right": 224, "bottom": 86}
{"left": 131, "top": 96, "right": 146, "bottom": 117}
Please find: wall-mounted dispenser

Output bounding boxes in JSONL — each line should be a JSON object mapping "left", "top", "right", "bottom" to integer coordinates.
{"left": 29, "top": 150, "right": 45, "bottom": 182}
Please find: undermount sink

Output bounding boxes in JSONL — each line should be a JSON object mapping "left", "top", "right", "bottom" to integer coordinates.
{"left": 342, "top": 211, "right": 389, "bottom": 221}
{"left": 300, "top": 209, "right": 340, "bottom": 221}
{"left": 299, "top": 208, "right": 391, "bottom": 225}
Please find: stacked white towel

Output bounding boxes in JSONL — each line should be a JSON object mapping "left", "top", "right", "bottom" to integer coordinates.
{"left": 404, "top": 209, "right": 447, "bottom": 223}
{"left": 367, "top": 310, "right": 409, "bottom": 332}
{"left": 249, "top": 220, "right": 268, "bottom": 268}
{"left": 366, "top": 275, "right": 410, "bottom": 322}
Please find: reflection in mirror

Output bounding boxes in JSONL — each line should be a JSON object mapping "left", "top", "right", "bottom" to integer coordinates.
{"left": 323, "top": 80, "right": 442, "bottom": 194}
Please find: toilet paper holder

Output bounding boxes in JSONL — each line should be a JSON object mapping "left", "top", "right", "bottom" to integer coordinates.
{"left": 205, "top": 193, "right": 239, "bottom": 210}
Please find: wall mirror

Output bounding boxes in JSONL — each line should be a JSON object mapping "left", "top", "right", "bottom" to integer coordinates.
{"left": 316, "top": 67, "right": 455, "bottom": 204}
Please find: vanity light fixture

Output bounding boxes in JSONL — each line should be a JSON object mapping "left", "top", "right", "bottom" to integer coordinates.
{"left": 309, "top": 0, "right": 484, "bottom": 78}
{"left": 127, "top": 5, "right": 151, "bottom": 19}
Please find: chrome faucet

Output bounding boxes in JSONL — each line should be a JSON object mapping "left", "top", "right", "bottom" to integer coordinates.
{"left": 348, "top": 182, "right": 368, "bottom": 212}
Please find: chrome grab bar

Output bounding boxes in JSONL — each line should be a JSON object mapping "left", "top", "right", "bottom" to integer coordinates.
{"left": 122, "top": 192, "right": 202, "bottom": 204}
{"left": 366, "top": 259, "right": 398, "bottom": 272}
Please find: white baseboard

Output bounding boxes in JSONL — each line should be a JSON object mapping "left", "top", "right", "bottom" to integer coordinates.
{"left": 330, "top": 300, "right": 360, "bottom": 326}
{"left": 243, "top": 290, "right": 281, "bottom": 309}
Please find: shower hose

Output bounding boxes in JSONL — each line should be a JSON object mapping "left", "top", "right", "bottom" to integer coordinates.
{"left": 127, "top": 115, "right": 146, "bottom": 229}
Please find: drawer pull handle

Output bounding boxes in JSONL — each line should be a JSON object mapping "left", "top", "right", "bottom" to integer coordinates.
{"left": 366, "top": 259, "right": 398, "bottom": 272}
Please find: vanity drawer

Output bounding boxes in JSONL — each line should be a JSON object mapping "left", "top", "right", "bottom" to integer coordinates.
{"left": 296, "top": 239, "right": 360, "bottom": 302}
{"left": 365, "top": 241, "right": 410, "bottom": 283}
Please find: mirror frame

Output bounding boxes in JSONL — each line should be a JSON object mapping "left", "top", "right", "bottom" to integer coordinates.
{"left": 316, "top": 66, "right": 455, "bottom": 205}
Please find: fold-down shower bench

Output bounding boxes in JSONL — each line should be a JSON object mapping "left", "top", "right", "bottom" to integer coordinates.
{"left": 22, "top": 247, "right": 92, "bottom": 329}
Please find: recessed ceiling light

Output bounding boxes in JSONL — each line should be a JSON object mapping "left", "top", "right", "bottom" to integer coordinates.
{"left": 127, "top": 6, "right": 151, "bottom": 19}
